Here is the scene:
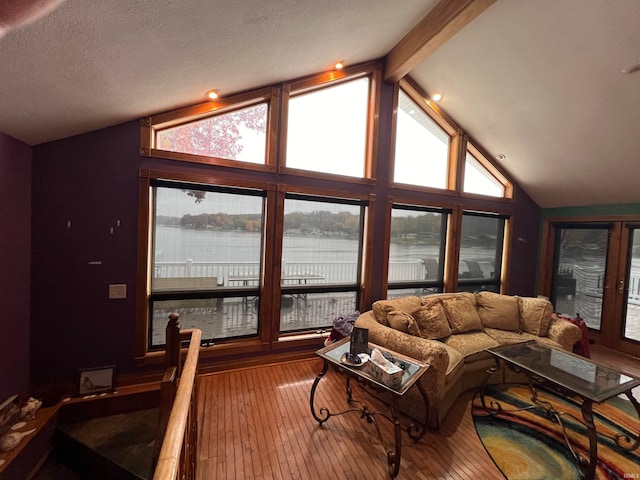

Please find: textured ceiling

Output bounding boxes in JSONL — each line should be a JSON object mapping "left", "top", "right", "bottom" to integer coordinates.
{"left": 0, "top": 0, "right": 435, "bottom": 145}
{"left": 412, "top": 0, "right": 640, "bottom": 208}
{"left": 0, "top": 0, "right": 639, "bottom": 208}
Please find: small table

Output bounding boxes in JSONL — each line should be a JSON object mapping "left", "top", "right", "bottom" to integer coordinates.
{"left": 482, "top": 341, "right": 640, "bottom": 479}
{"left": 228, "top": 273, "right": 325, "bottom": 310}
{"left": 309, "top": 337, "right": 430, "bottom": 478}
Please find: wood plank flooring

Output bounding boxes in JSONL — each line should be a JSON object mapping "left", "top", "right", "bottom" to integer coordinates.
{"left": 196, "top": 358, "right": 502, "bottom": 479}
{"left": 196, "top": 344, "right": 640, "bottom": 479}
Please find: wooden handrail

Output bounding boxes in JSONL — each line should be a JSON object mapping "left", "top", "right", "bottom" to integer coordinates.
{"left": 152, "top": 321, "right": 202, "bottom": 480}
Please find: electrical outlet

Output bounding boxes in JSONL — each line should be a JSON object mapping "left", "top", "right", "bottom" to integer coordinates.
{"left": 109, "top": 284, "right": 127, "bottom": 299}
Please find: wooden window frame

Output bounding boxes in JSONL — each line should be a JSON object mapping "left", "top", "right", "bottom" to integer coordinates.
{"left": 140, "top": 87, "right": 280, "bottom": 173}
{"left": 461, "top": 139, "right": 514, "bottom": 201}
{"left": 135, "top": 168, "right": 277, "bottom": 362}
{"left": 384, "top": 200, "right": 452, "bottom": 296}
{"left": 270, "top": 184, "right": 375, "bottom": 347}
{"left": 454, "top": 209, "right": 510, "bottom": 293}
{"left": 390, "top": 79, "right": 461, "bottom": 195}
{"left": 278, "top": 61, "right": 381, "bottom": 185}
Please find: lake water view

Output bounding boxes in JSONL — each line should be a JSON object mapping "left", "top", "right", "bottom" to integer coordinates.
{"left": 150, "top": 225, "right": 496, "bottom": 346}
{"left": 155, "top": 225, "right": 494, "bottom": 268}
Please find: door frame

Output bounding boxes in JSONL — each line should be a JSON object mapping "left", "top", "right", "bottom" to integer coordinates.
{"left": 540, "top": 215, "right": 640, "bottom": 357}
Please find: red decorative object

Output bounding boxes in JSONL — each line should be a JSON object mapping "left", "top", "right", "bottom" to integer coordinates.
{"left": 557, "top": 313, "right": 591, "bottom": 358}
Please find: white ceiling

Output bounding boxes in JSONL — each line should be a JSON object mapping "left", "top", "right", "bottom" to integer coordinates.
{"left": 1, "top": 0, "right": 639, "bottom": 208}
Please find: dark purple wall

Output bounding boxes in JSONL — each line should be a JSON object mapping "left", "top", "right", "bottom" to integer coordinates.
{"left": 507, "top": 187, "right": 541, "bottom": 296}
{"left": 31, "top": 121, "right": 246, "bottom": 387}
{"left": 0, "top": 133, "right": 32, "bottom": 401}
{"left": 31, "top": 122, "right": 142, "bottom": 386}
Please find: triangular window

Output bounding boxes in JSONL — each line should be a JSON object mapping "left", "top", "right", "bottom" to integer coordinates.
{"left": 463, "top": 144, "right": 511, "bottom": 198}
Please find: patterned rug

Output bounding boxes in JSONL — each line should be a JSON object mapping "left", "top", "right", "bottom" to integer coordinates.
{"left": 472, "top": 384, "right": 640, "bottom": 480}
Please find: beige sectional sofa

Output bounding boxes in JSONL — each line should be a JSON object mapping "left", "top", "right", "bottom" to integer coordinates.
{"left": 354, "top": 291, "right": 582, "bottom": 428}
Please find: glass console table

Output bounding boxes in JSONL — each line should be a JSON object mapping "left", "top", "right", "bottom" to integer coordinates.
{"left": 309, "top": 337, "right": 429, "bottom": 478}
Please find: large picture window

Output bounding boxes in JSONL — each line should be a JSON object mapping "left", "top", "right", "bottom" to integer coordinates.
{"left": 387, "top": 204, "right": 449, "bottom": 297}
{"left": 149, "top": 180, "right": 266, "bottom": 348}
{"left": 279, "top": 194, "right": 366, "bottom": 334}
{"left": 285, "top": 76, "right": 371, "bottom": 178}
{"left": 393, "top": 89, "right": 451, "bottom": 189}
{"left": 457, "top": 211, "right": 506, "bottom": 293}
{"left": 136, "top": 63, "right": 521, "bottom": 358}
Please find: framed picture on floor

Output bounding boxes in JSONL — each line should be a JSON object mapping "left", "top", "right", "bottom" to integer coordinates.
{"left": 78, "top": 365, "right": 116, "bottom": 395}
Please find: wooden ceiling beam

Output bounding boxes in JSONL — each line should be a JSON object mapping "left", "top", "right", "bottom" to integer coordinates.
{"left": 384, "top": 0, "right": 496, "bottom": 83}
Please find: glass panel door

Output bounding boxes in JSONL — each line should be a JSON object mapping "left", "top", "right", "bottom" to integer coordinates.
{"left": 550, "top": 226, "right": 610, "bottom": 330}
{"left": 548, "top": 221, "right": 640, "bottom": 355}
{"left": 623, "top": 228, "right": 640, "bottom": 341}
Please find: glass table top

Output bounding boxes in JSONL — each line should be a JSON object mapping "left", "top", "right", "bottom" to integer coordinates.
{"left": 316, "top": 337, "right": 429, "bottom": 396}
{"left": 487, "top": 340, "right": 640, "bottom": 402}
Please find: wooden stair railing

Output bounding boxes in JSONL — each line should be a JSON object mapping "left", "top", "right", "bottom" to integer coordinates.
{"left": 152, "top": 313, "right": 202, "bottom": 480}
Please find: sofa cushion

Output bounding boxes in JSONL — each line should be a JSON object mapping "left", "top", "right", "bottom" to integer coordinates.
{"left": 519, "top": 296, "right": 553, "bottom": 336}
{"left": 372, "top": 296, "right": 421, "bottom": 326}
{"left": 443, "top": 332, "right": 500, "bottom": 362}
{"left": 440, "top": 296, "right": 483, "bottom": 333}
{"left": 475, "top": 291, "right": 520, "bottom": 331}
{"left": 411, "top": 301, "right": 452, "bottom": 340}
{"left": 420, "top": 291, "right": 478, "bottom": 309}
{"left": 387, "top": 310, "right": 421, "bottom": 336}
{"left": 483, "top": 328, "right": 538, "bottom": 346}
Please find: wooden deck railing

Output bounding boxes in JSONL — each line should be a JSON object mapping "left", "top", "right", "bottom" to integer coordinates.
{"left": 152, "top": 313, "right": 202, "bottom": 480}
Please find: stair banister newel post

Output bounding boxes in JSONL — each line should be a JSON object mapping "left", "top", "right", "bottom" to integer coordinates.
{"left": 166, "top": 312, "right": 182, "bottom": 378}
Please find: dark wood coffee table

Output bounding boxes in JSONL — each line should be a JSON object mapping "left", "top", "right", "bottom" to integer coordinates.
{"left": 482, "top": 340, "right": 640, "bottom": 479}
{"left": 310, "top": 337, "right": 429, "bottom": 478}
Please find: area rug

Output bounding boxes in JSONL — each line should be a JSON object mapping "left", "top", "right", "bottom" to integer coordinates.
{"left": 472, "top": 384, "right": 640, "bottom": 480}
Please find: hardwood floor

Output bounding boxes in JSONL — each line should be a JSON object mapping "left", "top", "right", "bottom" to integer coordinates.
{"left": 590, "top": 343, "right": 640, "bottom": 397}
{"left": 196, "top": 358, "right": 503, "bottom": 479}
{"left": 591, "top": 344, "right": 640, "bottom": 379}
{"left": 196, "top": 344, "right": 640, "bottom": 479}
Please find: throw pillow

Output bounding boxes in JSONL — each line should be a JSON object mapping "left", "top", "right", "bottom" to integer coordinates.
{"left": 440, "top": 296, "right": 483, "bottom": 334}
{"left": 372, "top": 296, "right": 421, "bottom": 326}
{"left": 420, "top": 291, "right": 478, "bottom": 309}
{"left": 519, "top": 296, "right": 553, "bottom": 336}
{"left": 387, "top": 310, "right": 421, "bottom": 337}
{"left": 411, "top": 301, "right": 452, "bottom": 339}
{"left": 475, "top": 291, "right": 520, "bottom": 331}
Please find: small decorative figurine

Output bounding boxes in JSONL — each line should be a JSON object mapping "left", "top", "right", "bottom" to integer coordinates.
{"left": 19, "top": 397, "right": 42, "bottom": 421}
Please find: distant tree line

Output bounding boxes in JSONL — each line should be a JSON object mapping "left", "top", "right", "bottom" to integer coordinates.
{"left": 391, "top": 212, "right": 500, "bottom": 242}
{"left": 157, "top": 210, "right": 360, "bottom": 236}
{"left": 391, "top": 213, "right": 442, "bottom": 236}
{"left": 158, "top": 210, "right": 499, "bottom": 242}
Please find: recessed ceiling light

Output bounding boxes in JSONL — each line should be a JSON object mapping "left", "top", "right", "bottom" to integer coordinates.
{"left": 495, "top": 154, "right": 506, "bottom": 161}
{"left": 431, "top": 93, "right": 442, "bottom": 102}
{"left": 334, "top": 60, "right": 345, "bottom": 70}
{"left": 206, "top": 89, "right": 219, "bottom": 100}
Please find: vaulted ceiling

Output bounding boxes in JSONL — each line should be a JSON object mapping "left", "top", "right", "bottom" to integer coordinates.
{"left": 1, "top": 0, "right": 638, "bottom": 208}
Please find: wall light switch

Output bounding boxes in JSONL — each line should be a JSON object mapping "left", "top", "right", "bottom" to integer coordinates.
{"left": 109, "top": 284, "right": 127, "bottom": 299}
